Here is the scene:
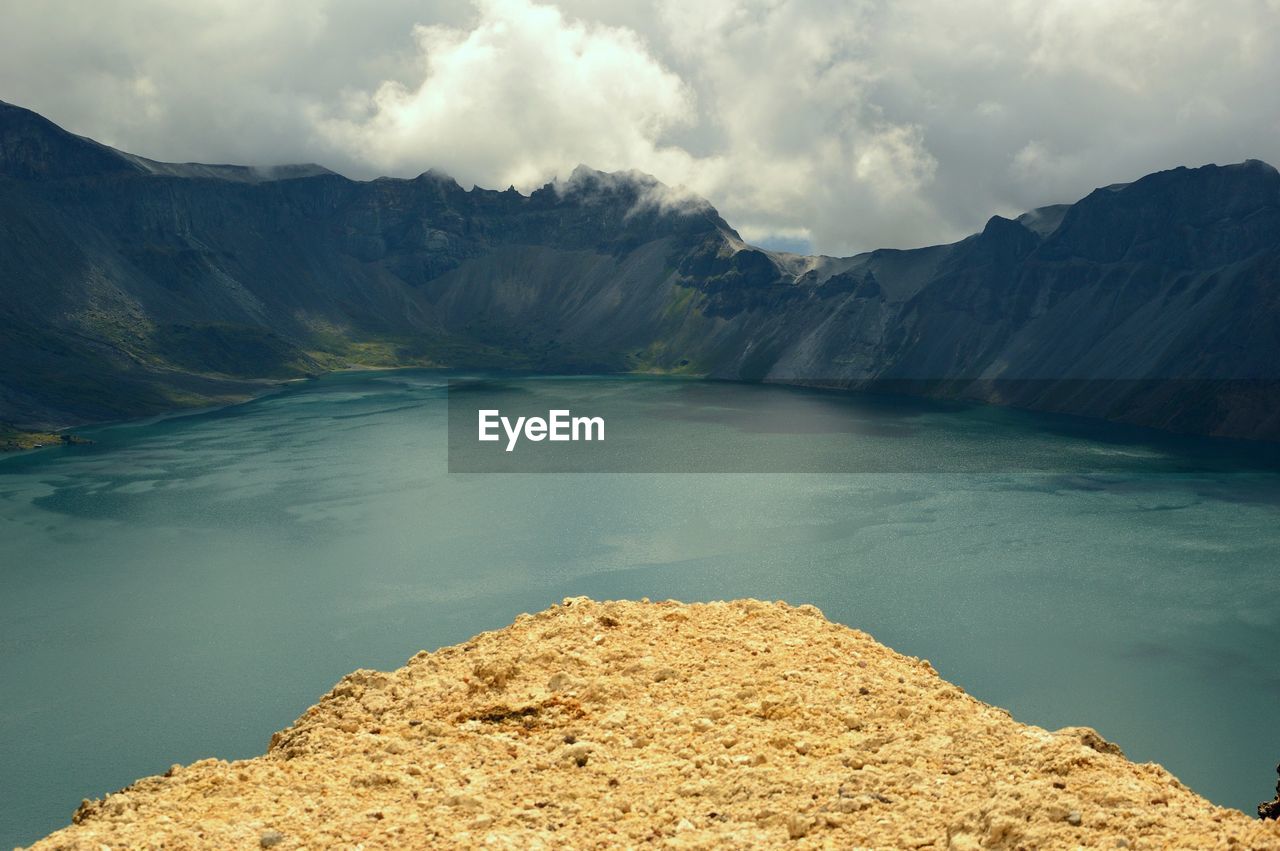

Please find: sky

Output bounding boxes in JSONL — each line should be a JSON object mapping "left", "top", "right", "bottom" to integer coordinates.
{"left": 2, "top": 0, "right": 1279, "bottom": 255}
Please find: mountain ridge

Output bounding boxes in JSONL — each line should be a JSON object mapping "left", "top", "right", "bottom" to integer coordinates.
{"left": 1, "top": 100, "right": 1278, "bottom": 440}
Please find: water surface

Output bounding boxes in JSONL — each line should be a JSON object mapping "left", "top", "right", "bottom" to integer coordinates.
{"left": 2, "top": 371, "right": 1278, "bottom": 846}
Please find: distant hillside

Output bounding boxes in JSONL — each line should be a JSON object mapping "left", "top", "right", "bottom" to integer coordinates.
{"left": 1, "top": 100, "right": 1278, "bottom": 439}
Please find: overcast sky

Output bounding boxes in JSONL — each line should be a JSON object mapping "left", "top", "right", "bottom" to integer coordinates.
{"left": 3, "top": 0, "right": 1279, "bottom": 254}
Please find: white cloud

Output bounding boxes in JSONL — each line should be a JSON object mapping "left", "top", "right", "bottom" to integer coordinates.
{"left": 317, "top": 0, "right": 698, "bottom": 190}
{"left": 643, "top": 0, "right": 948, "bottom": 252}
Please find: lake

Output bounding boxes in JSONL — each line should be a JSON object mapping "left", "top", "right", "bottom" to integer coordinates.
{"left": 2, "top": 371, "right": 1278, "bottom": 847}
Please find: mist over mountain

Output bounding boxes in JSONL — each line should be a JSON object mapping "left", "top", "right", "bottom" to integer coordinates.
{"left": 2, "top": 99, "right": 1278, "bottom": 440}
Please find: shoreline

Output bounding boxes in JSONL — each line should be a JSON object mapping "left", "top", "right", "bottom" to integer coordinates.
{"left": 6, "top": 368, "right": 1280, "bottom": 472}
{"left": 0, "top": 376, "right": 311, "bottom": 457}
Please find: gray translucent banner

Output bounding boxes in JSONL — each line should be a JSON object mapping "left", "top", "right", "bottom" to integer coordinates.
{"left": 445, "top": 376, "right": 1280, "bottom": 473}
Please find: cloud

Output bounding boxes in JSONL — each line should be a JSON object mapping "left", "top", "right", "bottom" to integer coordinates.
{"left": 3, "top": 0, "right": 1280, "bottom": 255}
{"left": 553, "top": 166, "right": 715, "bottom": 220}
{"left": 648, "top": 0, "right": 947, "bottom": 253}
{"left": 316, "top": 0, "right": 699, "bottom": 191}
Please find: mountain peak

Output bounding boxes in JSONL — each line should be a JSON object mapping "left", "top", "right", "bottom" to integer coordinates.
{"left": 0, "top": 100, "right": 335, "bottom": 184}
{"left": 555, "top": 164, "right": 719, "bottom": 224}
{"left": 413, "top": 168, "right": 463, "bottom": 190}
{"left": 1118, "top": 158, "right": 1279, "bottom": 197}
{"left": 0, "top": 100, "right": 142, "bottom": 179}
{"left": 1236, "top": 157, "right": 1278, "bottom": 174}
{"left": 1028, "top": 158, "right": 1280, "bottom": 269}
{"left": 559, "top": 164, "right": 663, "bottom": 196}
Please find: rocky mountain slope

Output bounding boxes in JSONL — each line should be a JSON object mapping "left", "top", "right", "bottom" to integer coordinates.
{"left": 25, "top": 598, "right": 1280, "bottom": 849}
{"left": 2, "top": 100, "right": 1278, "bottom": 439}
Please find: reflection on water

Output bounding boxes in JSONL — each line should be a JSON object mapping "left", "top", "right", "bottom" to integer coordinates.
{"left": 1, "top": 371, "right": 1278, "bottom": 846}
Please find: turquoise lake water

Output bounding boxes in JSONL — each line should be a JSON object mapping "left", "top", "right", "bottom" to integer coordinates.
{"left": 2, "top": 371, "right": 1278, "bottom": 846}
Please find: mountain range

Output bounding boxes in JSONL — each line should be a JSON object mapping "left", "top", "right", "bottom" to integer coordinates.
{"left": 2, "top": 99, "right": 1278, "bottom": 441}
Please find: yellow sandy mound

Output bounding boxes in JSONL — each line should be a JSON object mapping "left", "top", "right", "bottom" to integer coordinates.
{"left": 27, "top": 598, "right": 1280, "bottom": 850}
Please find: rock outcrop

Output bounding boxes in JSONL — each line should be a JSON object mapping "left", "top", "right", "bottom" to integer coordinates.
{"left": 26, "top": 599, "right": 1280, "bottom": 850}
{"left": 1262, "top": 764, "right": 1280, "bottom": 820}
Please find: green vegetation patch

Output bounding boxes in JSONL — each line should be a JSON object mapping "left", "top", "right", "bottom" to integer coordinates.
{"left": 0, "top": 423, "right": 90, "bottom": 452}
{"left": 149, "top": 323, "right": 318, "bottom": 378}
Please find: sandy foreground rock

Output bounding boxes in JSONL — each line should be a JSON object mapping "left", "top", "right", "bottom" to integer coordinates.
{"left": 26, "top": 598, "right": 1280, "bottom": 850}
